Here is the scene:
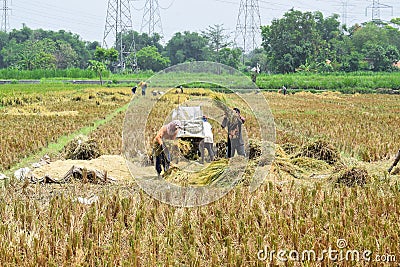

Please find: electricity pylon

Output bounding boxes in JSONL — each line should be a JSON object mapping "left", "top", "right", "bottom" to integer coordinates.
{"left": 234, "top": 0, "right": 261, "bottom": 54}
{"left": 103, "top": 0, "right": 137, "bottom": 71}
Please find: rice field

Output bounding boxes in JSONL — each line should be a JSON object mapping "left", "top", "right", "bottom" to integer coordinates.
{"left": 0, "top": 84, "right": 400, "bottom": 266}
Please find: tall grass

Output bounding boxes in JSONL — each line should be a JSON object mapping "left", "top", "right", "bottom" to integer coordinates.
{"left": 257, "top": 71, "right": 400, "bottom": 92}
{"left": 0, "top": 68, "right": 110, "bottom": 80}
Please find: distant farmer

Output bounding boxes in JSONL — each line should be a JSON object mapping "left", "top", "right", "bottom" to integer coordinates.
{"left": 251, "top": 63, "right": 260, "bottom": 83}
{"left": 153, "top": 120, "right": 182, "bottom": 177}
{"left": 139, "top": 81, "right": 147, "bottom": 96}
{"left": 282, "top": 85, "right": 287, "bottom": 95}
{"left": 221, "top": 107, "right": 246, "bottom": 158}
{"left": 199, "top": 115, "right": 215, "bottom": 163}
{"left": 176, "top": 85, "right": 184, "bottom": 94}
{"left": 131, "top": 86, "right": 137, "bottom": 95}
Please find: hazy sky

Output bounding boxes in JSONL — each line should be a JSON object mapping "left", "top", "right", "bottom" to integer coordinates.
{"left": 5, "top": 0, "right": 400, "bottom": 44}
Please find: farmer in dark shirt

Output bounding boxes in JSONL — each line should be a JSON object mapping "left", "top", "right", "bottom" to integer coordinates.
{"left": 221, "top": 107, "right": 245, "bottom": 158}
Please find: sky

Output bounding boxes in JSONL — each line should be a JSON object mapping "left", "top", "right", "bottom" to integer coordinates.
{"left": 4, "top": 0, "right": 400, "bottom": 45}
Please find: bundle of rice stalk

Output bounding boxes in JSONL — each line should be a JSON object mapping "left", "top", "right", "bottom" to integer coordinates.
{"left": 177, "top": 139, "right": 192, "bottom": 156}
{"left": 297, "top": 139, "right": 340, "bottom": 165}
{"left": 281, "top": 142, "right": 299, "bottom": 156}
{"left": 253, "top": 141, "right": 275, "bottom": 167}
{"left": 332, "top": 166, "right": 370, "bottom": 187}
{"left": 192, "top": 159, "right": 229, "bottom": 185}
{"left": 275, "top": 144, "right": 289, "bottom": 159}
{"left": 212, "top": 94, "right": 234, "bottom": 117}
{"left": 290, "top": 157, "right": 332, "bottom": 173}
{"left": 215, "top": 140, "right": 227, "bottom": 159}
{"left": 64, "top": 135, "right": 101, "bottom": 160}
{"left": 164, "top": 166, "right": 190, "bottom": 186}
{"left": 248, "top": 139, "right": 262, "bottom": 159}
{"left": 273, "top": 157, "right": 304, "bottom": 179}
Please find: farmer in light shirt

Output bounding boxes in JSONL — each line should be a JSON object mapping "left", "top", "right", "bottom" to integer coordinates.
{"left": 199, "top": 116, "right": 215, "bottom": 163}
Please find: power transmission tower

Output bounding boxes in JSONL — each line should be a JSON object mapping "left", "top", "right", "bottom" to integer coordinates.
{"left": 103, "top": 0, "right": 137, "bottom": 71}
{"left": 341, "top": 0, "right": 348, "bottom": 26}
{"left": 140, "top": 0, "right": 163, "bottom": 37}
{"left": 234, "top": 0, "right": 261, "bottom": 55}
{"left": 0, "top": 0, "right": 11, "bottom": 33}
{"left": 366, "top": 0, "right": 393, "bottom": 22}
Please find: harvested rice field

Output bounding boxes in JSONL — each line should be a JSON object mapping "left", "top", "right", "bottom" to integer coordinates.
{"left": 0, "top": 84, "right": 400, "bottom": 266}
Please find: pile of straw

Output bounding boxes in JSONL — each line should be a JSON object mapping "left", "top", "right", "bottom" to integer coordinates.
{"left": 64, "top": 135, "right": 101, "bottom": 160}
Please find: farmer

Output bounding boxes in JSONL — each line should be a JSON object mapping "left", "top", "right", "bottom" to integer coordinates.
{"left": 250, "top": 63, "right": 260, "bottom": 83}
{"left": 221, "top": 107, "right": 245, "bottom": 158}
{"left": 139, "top": 81, "right": 148, "bottom": 96}
{"left": 199, "top": 115, "right": 215, "bottom": 163}
{"left": 282, "top": 85, "right": 287, "bottom": 95}
{"left": 131, "top": 86, "right": 137, "bottom": 95}
{"left": 153, "top": 120, "right": 182, "bottom": 177}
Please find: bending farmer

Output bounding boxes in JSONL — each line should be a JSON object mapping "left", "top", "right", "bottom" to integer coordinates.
{"left": 153, "top": 120, "right": 182, "bottom": 177}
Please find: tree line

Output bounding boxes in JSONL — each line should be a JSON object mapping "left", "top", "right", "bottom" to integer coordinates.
{"left": 0, "top": 9, "right": 400, "bottom": 75}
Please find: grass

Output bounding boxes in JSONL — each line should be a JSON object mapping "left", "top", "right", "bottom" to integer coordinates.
{"left": 256, "top": 71, "right": 400, "bottom": 92}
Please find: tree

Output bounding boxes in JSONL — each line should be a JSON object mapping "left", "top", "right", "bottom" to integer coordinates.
{"left": 8, "top": 24, "right": 32, "bottom": 43}
{"left": 88, "top": 60, "right": 107, "bottom": 85}
{"left": 54, "top": 41, "right": 79, "bottom": 69}
{"left": 165, "top": 31, "right": 208, "bottom": 65}
{"left": 246, "top": 48, "right": 269, "bottom": 73}
{"left": 2, "top": 26, "right": 93, "bottom": 69}
{"left": 363, "top": 44, "right": 399, "bottom": 71}
{"left": 94, "top": 46, "right": 119, "bottom": 70}
{"left": 121, "top": 31, "right": 163, "bottom": 52}
{"left": 136, "top": 46, "right": 170, "bottom": 71}
{"left": 351, "top": 22, "right": 389, "bottom": 52}
{"left": 1, "top": 39, "right": 57, "bottom": 70}
{"left": 0, "top": 31, "right": 9, "bottom": 68}
{"left": 218, "top": 47, "right": 242, "bottom": 69}
{"left": 261, "top": 9, "right": 342, "bottom": 73}
{"left": 202, "top": 24, "right": 231, "bottom": 63}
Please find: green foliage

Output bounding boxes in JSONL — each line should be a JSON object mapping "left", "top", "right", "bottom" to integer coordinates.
{"left": 165, "top": 31, "right": 209, "bottom": 65}
{"left": 201, "top": 24, "right": 231, "bottom": 63}
{"left": 261, "top": 9, "right": 326, "bottom": 73}
{"left": 218, "top": 48, "right": 242, "bottom": 69}
{"left": 136, "top": 46, "right": 170, "bottom": 71}
{"left": 1, "top": 25, "right": 94, "bottom": 69}
{"left": 0, "top": 68, "right": 106, "bottom": 79}
{"left": 363, "top": 44, "right": 400, "bottom": 71}
{"left": 261, "top": 10, "right": 400, "bottom": 74}
{"left": 94, "top": 47, "right": 119, "bottom": 71}
{"left": 88, "top": 60, "right": 107, "bottom": 85}
{"left": 125, "top": 31, "right": 163, "bottom": 52}
{"left": 1, "top": 39, "right": 57, "bottom": 70}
